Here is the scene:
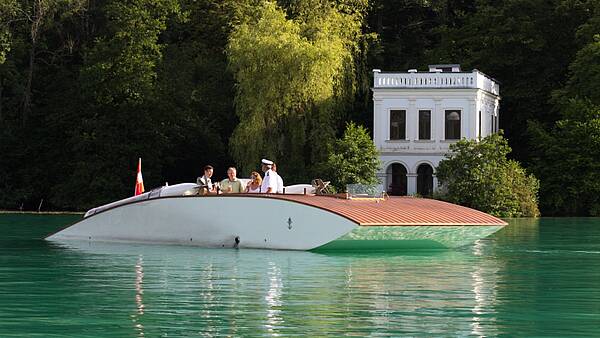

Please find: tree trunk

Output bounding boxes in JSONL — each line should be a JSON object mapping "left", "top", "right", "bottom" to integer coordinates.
{"left": 22, "top": 0, "right": 45, "bottom": 127}
{"left": 23, "top": 43, "right": 35, "bottom": 126}
{"left": 0, "top": 80, "right": 3, "bottom": 123}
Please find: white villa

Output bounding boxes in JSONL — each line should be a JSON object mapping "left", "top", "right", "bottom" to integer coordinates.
{"left": 372, "top": 64, "right": 501, "bottom": 196}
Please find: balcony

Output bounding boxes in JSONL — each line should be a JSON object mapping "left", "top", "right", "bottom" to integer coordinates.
{"left": 373, "top": 69, "right": 499, "bottom": 96}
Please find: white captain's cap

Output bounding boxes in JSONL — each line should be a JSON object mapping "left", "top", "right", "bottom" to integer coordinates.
{"left": 261, "top": 158, "right": 273, "bottom": 165}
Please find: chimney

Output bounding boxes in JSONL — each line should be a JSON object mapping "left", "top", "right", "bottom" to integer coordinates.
{"left": 428, "top": 64, "right": 461, "bottom": 72}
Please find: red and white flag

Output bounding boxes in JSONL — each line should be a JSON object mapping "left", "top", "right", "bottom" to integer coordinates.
{"left": 134, "top": 158, "right": 145, "bottom": 196}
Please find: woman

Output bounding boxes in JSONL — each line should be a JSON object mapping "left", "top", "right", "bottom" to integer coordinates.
{"left": 245, "top": 172, "right": 262, "bottom": 193}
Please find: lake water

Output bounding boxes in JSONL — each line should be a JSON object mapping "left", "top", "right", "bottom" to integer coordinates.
{"left": 1, "top": 215, "right": 600, "bottom": 337}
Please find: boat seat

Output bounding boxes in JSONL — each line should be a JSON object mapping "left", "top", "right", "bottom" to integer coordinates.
{"left": 283, "top": 184, "right": 315, "bottom": 194}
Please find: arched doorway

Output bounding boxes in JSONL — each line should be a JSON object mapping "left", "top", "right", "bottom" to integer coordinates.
{"left": 386, "top": 163, "right": 407, "bottom": 196}
{"left": 417, "top": 163, "right": 434, "bottom": 197}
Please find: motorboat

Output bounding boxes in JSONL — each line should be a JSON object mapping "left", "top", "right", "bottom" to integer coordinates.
{"left": 46, "top": 183, "right": 507, "bottom": 250}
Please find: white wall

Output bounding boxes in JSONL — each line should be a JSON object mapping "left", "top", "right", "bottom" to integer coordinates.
{"left": 372, "top": 88, "right": 500, "bottom": 195}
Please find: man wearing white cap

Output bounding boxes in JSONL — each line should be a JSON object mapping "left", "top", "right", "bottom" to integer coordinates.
{"left": 260, "top": 158, "right": 278, "bottom": 193}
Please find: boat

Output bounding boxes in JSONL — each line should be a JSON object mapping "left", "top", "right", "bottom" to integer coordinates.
{"left": 46, "top": 183, "right": 507, "bottom": 250}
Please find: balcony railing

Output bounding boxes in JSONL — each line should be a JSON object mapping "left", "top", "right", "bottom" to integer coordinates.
{"left": 373, "top": 70, "right": 499, "bottom": 95}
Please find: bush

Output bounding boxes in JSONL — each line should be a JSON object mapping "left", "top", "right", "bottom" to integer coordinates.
{"left": 436, "top": 132, "right": 540, "bottom": 217}
{"left": 323, "top": 122, "right": 380, "bottom": 192}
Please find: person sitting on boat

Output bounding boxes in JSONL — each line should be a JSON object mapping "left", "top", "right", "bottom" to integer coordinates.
{"left": 245, "top": 171, "right": 262, "bottom": 193}
{"left": 197, "top": 165, "right": 217, "bottom": 194}
{"left": 260, "top": 158, "right": 278, "bottom": 193}
{"left": 272, "top": 163, "right": 284, "bottom": 194}
{"left": 220, "top": 167, "right": 245, "bottom": 193}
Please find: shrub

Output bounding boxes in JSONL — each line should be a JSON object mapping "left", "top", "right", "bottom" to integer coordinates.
{"left": 323, "top": 122, "right": 380, "bottom": 192}
{"left": 436, "top": 132, "right": 540, "bottom": 217}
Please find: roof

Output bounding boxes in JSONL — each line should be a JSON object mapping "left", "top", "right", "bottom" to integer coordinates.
{"left": 269, "top": 195, "right": 507, "bottom": 226}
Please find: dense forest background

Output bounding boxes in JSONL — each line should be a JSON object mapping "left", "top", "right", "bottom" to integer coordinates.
{"left": 1, "top": 0, "right": 599, "bottom": 215}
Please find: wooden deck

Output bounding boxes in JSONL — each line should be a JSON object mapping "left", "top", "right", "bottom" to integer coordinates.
{"left": 268, "top": 195, "right": 507, "bottom": 226}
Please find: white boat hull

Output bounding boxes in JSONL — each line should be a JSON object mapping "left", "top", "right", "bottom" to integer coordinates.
{"left": 47, "top": 196, "right": 358, "bottom": 250}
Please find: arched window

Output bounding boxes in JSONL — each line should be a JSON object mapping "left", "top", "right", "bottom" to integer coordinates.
{"left": 417, "top": 164, "right": 434, "bottom": 197}
{"left": 445, "top": 110, "right": 461, "bottom": 140}
{"left": 419, "top": 110, "right": 431, "bottom": 140}
{"left": 386, "top": 163, "right": 407, "bottom": 196}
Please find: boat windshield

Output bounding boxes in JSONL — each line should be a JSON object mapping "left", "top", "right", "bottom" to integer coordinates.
{"left": 347, "top": 183, "right": 385, "bottom": 199}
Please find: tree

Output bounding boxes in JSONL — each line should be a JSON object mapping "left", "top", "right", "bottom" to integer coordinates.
{"left": 557, "top": 35, "right": 600, "bottom": 105}
{"left": 155, "top": 0, "right": 246, "bottom": 184}
{"left": 0, "top": 0, "right": 18, "bottom": 65}
{"left": 226, "top": 0, "right": 367, "bottom": 181}
{"left": 428, "top": 0, "right": 592, "bottom": 163}
{"left": 0, "top": 0, "right": 89, "bottom": 210}
{"left": 529, "top": 101, "right": 600, "bottom": 216}
{"left": 10, "top": 0, "right": 87, "bottom": 125}
{"left": 323, "top": 122, "right": 380, "bottom": 191}
{"left": 51, "top": 0, "right": 181, "bottom": 209}
{"left": 436, "top": 132, "right": 540, "bottom": 217}
{"left": 528, "top": 5, "right": 600, "bottom": 216}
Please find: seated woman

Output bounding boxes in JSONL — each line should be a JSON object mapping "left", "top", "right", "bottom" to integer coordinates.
{"left": 245, "top": 172, "right": 262, "bottom": 193}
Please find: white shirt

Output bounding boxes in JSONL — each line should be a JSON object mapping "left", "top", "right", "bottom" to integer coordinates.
{"left": 260, "top": 169, "right": 277, "bottom": 193}
{"left": 247, "top": 185, "right": 261, "bottom": 193}
{"left": 275, "top": 172, "right": 284, "bottom": 194}
{"left": 197, "top": 175, "right": 213, "bottom": 190}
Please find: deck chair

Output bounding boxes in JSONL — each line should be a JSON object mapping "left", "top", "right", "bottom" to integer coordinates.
{"left": 311, "top": 179, "right": 332, "bottom": 195}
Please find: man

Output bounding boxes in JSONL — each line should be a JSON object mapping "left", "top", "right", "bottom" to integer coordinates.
{"left": 220, "top": 167, "right": 245, "bottom": 193}
{"left": 260, "top": 158, "right": 277, "bottom": 193}
{"left": 197, "top": 165, "right": 216, "bottom": 194}
{"left": 272, "top": 163, "right": 284, "bottom": 194}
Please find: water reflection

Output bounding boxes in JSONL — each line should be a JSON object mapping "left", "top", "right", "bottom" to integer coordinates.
{"left": 334, "top": 250, "right": 503, "bottom": 336}
{"left": 54, "top": 241, "right": 503, "bottom": 336}
{"left": 264, "top": 262, "right": 283, "bottom": 335}
{"left": 133, "top": 255, "right": 145, "bottom": 336}
{"left": 470, "top": 240, "right": 499, "bottom": 336}
{"left": 4, "top": 216, "right": 600, "bottom": 336}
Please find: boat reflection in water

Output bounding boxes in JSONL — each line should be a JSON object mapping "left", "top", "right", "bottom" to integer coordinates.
{"left": 55, "top": 239, "right": 504, "bottom": 336}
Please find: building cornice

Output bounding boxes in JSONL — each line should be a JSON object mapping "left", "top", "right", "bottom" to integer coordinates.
{"left": 372, "top": 87, "right": 500, "bottom": 99}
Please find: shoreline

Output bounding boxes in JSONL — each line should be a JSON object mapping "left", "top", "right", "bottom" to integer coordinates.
{"left": 0, "top": 210, "right": 84, "bottom": 215}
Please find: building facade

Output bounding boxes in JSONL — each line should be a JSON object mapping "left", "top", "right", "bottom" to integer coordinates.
{"left": 372, "top": 65, "right": 501, "bottom": 196}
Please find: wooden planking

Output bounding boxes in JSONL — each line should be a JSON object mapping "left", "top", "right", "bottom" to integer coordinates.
{"left": 268, "top": 195, "right": 507, "bottom": 226}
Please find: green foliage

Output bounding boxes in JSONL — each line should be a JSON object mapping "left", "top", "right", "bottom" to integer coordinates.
{"left": 0, "top": 0, "right": 599, "bottom": 214}
{"left": 226, "top": 0, "right": 366, "bottom": 181}
{"left": 0, "top": 30, "right": 11, "bottom": 65}
{"left": 529, "top": 101, "right": 600, "bottom": 216}
{"left": 436, "top": 133, "right": 540, "bottom": 217}
{"left": 0, "top": 0, "right": 245, "bottom": 210}
{"left": 559, "top": 35, "right": 600, "bottom": 105}
{"left": 368, "top": 0, "right": 472, "bottom": 71}
{"left": 52, "top": 0, "right": 182, "bottom": 209}
{"left": 81, "top": 0, "right": 181, "bottom": 105}
{"left": 0, "top": 0, "right": 18, "bottom": 65}
{"left": 323, "top": 122, "right": 380, "bottom": 191}
{"left": 529, "top": 10, "right": 600, "bottom": 216}
{"left": 428, "top": 0, "right": 592, "bottom": 161}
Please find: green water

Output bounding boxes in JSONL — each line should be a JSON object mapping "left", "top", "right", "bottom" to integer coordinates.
{"left": 1, "top": 215, "right": 600, "bottom": 337}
